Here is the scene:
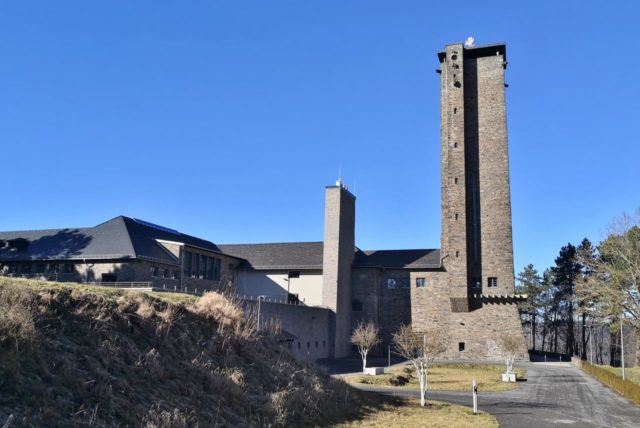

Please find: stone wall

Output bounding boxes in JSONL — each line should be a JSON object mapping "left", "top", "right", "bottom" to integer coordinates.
{"left": 351, "top": 267, "right": 415, "bottom": 353}
{"left": 243, "top": 300, "right": 332, "bottom": 360}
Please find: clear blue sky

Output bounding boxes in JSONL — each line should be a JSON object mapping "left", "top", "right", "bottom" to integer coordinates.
{"left": 2, "top": 1, "right": 638, "bottom": 275}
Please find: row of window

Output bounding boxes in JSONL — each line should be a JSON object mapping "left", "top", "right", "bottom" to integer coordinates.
{"left": 386, "top": 278, "right": 427, "bottom": 289}
{"left": 290, "top": 339, "right": 326, "bottom": 351}
{"left": 183, "top": 251, "right": 221, "bottom": 281}
{"left": 150, "top": 267, "right": 180, "bottom": 280}
{"left": 388, "top": 277, "right": 498, "bottom": 289}
{"left": 2, "top": 263, "right": 74, "bottom": 275}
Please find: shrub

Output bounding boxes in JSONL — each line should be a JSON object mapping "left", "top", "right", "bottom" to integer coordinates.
{"left": 0, "top": 285, "right": 38, "bottom": 351}
{"left": 582, "top": 361, "right": 640, "bottom": 405}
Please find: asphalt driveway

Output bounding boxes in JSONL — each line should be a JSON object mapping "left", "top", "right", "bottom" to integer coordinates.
{"left": 342, "top": 362, "right": 640, "bottom": 427}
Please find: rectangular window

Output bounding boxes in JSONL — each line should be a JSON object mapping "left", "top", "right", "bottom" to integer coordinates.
{"left": 163, "top": 268, "right": 169, "bottom": 278}
{"left": 387, "top": 278, "right": 396, "bottom": 289}
{"left": 172, "top": 270, "right": 179, "bottom": 280}
{"left": 459, "top": 342, "right": 466, "bottom": 352}
{"left": 191, "top": 252, "right": 198, "bottom": 278}
{"left": 214, "top": 258, "right": 221, "bottom": 281}
{"left": 200, "top": 255, "right": 206, "bottom": 279}
{"left": 416, "top": 277, "right": 425, "bottom": 288}
{"left": 488, "top": 277, "right": 498, "bottom": 288}
{"left": 288, "top": 271, "right": 300, "bottom": 278}
{"left": 184, "top": 250, "right": 192, "bottom": 275}
{"left": 151, "top": 266, "right": 159, "bottom": 277}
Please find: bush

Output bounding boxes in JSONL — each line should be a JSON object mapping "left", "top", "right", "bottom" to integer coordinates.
{"left": 0, "top": 285, "right": 38, "bottom": 351}
{"left": 582, "top": 361, "right": 640, "bottom": 405}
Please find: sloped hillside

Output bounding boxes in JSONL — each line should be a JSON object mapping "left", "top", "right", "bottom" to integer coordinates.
{"left": 0, "top": 278, "right": 367, "bottom": 427}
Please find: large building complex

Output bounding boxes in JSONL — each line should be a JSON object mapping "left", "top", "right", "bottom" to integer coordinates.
{"left": 1, "top": 41, "right": 527, "bottom": 361}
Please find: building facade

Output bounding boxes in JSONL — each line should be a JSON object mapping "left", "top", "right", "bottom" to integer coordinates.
{"left": 0, "top": 41, "right": 527, "bottom": 361}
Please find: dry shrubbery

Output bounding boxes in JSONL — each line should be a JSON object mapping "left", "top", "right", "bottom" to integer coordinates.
{"left": 0, "top": 285, "right": 38, "bottom": 352}
{"left": 0, "top": 278, "right": 372, "bottom": 427}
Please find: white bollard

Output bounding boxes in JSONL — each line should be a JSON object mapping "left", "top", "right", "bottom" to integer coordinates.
{"left": 472, "top": 379, "right": 478, "bottom": 414}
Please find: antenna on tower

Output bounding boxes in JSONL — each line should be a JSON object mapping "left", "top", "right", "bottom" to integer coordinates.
{"left": 465, "top": 36, "right": 475, "bottom": 47}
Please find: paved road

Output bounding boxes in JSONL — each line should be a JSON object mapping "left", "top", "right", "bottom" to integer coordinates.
{"left": 346, "top": 362, "right": 640, "bottom": 427}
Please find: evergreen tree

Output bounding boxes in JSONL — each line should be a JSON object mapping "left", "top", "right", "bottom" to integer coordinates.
{"left": 552, "top": 244, "right": 582, "bottom": 356}
{"left": 516, "top": 264, "right": 542, "bottom": 351}
{"left": 576, "top": 238, "right": 597, "bottom": 360}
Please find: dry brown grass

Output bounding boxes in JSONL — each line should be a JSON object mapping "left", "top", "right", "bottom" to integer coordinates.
{"left": 0, "top": 285, "right": 38, "bottom": 352}
{"left": 345, "top": 363, "right": 526, "bottom": 392}
{"left": 0, "top": 277, "right": 392, "bottom": 427}
{"left": 336, "top": 398, "right": 498, "bottom": 428}
{"left": 600, "top": 366, "right": 640, "bottom": 385}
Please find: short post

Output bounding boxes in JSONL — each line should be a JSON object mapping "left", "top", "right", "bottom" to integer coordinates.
{"left": 388, "top": 344, "right": 391, "bottom": 368}
{"left": 544, "top": 354, "right": 547, "bottom": 363}
{"left": 472, "top": 379, "right": 478, "bottom": 414}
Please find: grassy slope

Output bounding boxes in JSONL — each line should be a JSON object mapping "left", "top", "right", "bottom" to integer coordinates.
{"left": 0, "top": 278, "right": 366, "bottom": 427}
{"left": 0, "top": 278, "right": 500, "bottom": 427}
{"left": 600, "top": 366, "right": 640, "bottom": 385}
{"left": 345, "top": 363, "right": 526, "bottom": 392}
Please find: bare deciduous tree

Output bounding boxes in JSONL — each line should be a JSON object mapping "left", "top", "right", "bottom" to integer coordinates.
{"left": 350, "top": 321, "right": 380, "bottom": 373}
{"left": 392, "top": 325, "right": 447, "bottom": 406}
{"left": 499, "top": 334, "right": 521, "bottom": 375}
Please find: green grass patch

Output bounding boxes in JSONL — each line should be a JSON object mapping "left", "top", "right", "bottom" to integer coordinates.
{"left": 345, "top": 363, "right": 526, "bottom": 392}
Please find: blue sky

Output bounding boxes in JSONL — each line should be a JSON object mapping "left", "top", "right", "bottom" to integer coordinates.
{"left": 2, "top": 1, "right": 638, "bottom": 275}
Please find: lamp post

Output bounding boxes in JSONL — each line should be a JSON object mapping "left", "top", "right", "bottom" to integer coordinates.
{"left": 620, "top": 317, "right": 626, "bottom": 380}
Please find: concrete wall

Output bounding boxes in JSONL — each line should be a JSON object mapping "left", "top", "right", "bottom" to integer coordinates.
{"left": 243, "top": 300, "right": 332, "bottom": 360}
{"left": 235, "top": 269, "right": 323, "bottom": 306}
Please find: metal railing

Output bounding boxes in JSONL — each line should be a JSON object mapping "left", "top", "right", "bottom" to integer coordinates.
{"left": 87, "top": 281, "right": 152, "bottom": 289}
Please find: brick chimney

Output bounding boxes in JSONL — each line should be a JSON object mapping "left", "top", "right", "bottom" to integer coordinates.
{"left": 321, "top": 179, "right": 355, "bottom": 358}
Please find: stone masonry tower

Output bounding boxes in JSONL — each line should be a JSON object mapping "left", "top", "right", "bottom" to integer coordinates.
{"left": 322, "top": 180, "right": 355, "bottom": 358}
{"left": 413, "top": 41, "right": 528, "bottom": 360}
{"left": 440, "top": 42, "right": 515, "bottom": 308}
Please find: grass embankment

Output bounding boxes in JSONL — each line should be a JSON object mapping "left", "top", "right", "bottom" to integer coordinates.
{"left": 582, "top": 362, "right": 640, "bottom": 405}
{"left": 600, "top": 366, "right": 640, "bottom": 385}
{"left": 345, "top": 363, "right": 526, "bottom": 392}
{"left": 336, "top": 399, "right": 497, "bottom": 428}
{"left": 0, "top": 278, "right": 499, "bottom": 427}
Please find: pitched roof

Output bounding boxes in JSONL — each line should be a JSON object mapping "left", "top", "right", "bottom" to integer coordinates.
{"left": 218, "top": 242, "right": 441, "bottom": 270}
{"left": 0, "top": 216, "right": 230, "bottom": 265}
{"left": 354, "top": 248, "right": 441, "bottom": 269}
{"left": 218, "top": 242, "right": 324, "bottom": 270}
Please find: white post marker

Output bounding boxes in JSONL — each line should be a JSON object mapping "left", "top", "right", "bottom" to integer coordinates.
{"left": 472, "top": 379, "right": 478, "bottom": 414}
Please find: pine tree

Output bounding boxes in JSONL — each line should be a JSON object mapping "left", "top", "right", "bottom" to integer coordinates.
{"left": 516, "top": 264, "right": 542, "bottom": 351}
{"left": 552, "top": 244, "right": 582, "bottom": 356}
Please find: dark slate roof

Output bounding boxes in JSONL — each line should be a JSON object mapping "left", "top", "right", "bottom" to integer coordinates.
{"left": 0, "top": 216, "right": 232, "bottom": 265}
{"left": 218, "top": 242, "right": 441, "bottom": 270}
{"left": 218, "top": 242, "right": 324, "bottom": 270}
{"left": 354, "top": 248, "right": 441, "bottom": 269}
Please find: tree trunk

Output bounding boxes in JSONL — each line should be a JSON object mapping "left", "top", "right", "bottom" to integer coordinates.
{"left": 532, "top": 313, "right": 536, "bottom": 351}
{"left": 363, "top": 355, "right": 367, "bottom": 373}
{"left": 419, "top": 371, "right": 426, "bottom": 407}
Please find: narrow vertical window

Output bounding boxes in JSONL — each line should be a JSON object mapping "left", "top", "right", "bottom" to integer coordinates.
{"left": 488, "top": 277, "right": 498, "bottom": 288}
{"left": 416, "top": 277, "right": 425, "bottom": 288}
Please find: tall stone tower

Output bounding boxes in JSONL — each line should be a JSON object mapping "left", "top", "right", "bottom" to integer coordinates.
{"left": 421, "top": 41, "right": 528, "bottom": 359}
{"left": 322, "top": 180, "right": 355, "bottom": 358}
{"left": 440, "top": 42, "right": 515, "bottom": 308}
